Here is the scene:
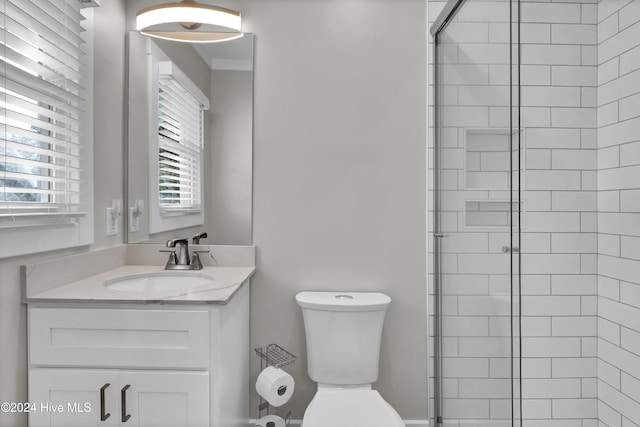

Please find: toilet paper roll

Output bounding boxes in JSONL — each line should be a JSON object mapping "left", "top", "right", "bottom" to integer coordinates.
{"left": 255, "top": 366, "right": 295, "bottom": 407}
{"left": 255, "top": 414, "right": 285, "bottom": 427}
{"left": 256, "top": 415, "right": 286, "bottom": 427}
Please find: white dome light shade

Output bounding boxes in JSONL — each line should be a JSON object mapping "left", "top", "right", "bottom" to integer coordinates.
{"left": 136, "top": 1, "right": 243, "bottom": 43}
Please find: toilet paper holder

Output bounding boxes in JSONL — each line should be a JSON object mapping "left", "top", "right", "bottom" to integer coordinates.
{"left": 254, "top": 343, "right": 296, "bottom": 369}
{"left": 254, "top": 344, "right": 296, "bottom": 421}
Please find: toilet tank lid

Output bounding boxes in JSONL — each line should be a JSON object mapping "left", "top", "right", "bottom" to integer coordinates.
{"left": 296, "top": 292, "right": 391, "bottom": 312}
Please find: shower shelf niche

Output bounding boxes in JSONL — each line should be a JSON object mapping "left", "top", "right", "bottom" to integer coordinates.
{"left": 463, "top": 127, "right": 524, "bottom": 190}
{"left": 464, "top": 200, "right": 524, "bottom": 229}
{"left": 462, "top": 127, "right": 525, "bottom": 229}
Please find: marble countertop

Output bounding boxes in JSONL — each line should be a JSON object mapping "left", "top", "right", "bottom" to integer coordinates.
{"left": 25, "top": 264, "right": 256, "bottom": 305}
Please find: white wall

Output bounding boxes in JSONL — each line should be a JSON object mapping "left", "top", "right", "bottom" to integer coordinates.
{"left": 93, "top": 0, "right": 128, "bottom": 250}
{"left": 243, "top": 0, "right": 428, "bottom": 420}
{"left": 596, "top": 1, "right": 640, "bottom": 426}
{"left": 208, "top": 69, "right": 253, "bottom": 244}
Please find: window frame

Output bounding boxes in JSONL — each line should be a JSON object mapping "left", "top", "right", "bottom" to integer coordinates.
{"left": 0, "top": 1, "right": 95, "bottom": 258}
{"left": 147, "top": 42, "right": 209, "bottom": 234}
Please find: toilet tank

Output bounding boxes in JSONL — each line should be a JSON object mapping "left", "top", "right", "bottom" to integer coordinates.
{"left": 295, "top": 292, "right": 391, "bottom": 386}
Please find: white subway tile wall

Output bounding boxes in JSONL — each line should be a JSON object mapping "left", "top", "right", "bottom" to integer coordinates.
{"left": 597, "top": 0, "right": 640, "bottom": 396}
{"left": 427, "top": 0, "right": 617, "bottom": 425}
{"left": 521, "top": 27, "right": 598, "bottom": 416}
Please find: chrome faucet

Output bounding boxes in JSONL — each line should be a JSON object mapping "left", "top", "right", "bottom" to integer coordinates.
{"left": 163, "top": 238, "right": 208, "bottom": 270}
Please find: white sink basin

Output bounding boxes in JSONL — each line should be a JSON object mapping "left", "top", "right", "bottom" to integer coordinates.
{"left": 104, "top": 272, "right": 219, "bottom": 293}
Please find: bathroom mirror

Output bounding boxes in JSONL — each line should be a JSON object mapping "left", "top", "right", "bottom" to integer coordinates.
{"left": 126, "top": 31, "right": 254, "bottom": 244}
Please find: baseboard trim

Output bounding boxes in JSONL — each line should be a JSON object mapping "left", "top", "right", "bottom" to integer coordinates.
{"left": 249, "top": 419, "right": 429, "bottom": 426}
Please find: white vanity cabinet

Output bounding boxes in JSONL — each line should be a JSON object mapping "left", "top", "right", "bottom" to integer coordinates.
{"left": 27, "top": 283, "right": 250, "bottom": 427}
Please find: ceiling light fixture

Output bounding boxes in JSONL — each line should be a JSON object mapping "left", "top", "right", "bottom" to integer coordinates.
{"left": 136, "top": 0, "right": 243, "bottom": 43}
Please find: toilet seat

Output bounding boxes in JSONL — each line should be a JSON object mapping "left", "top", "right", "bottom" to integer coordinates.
{"left": 302, "top": 389, "right": 405, "bottom": 427}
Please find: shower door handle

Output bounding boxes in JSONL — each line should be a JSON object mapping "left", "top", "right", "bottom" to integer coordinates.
{"left": 502, "top": 246, "right": 520, "bottom": 253}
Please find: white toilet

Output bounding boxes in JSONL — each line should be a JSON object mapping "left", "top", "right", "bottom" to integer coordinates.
{"left": 296, "top": 291, "right": 405, "bottom": 427}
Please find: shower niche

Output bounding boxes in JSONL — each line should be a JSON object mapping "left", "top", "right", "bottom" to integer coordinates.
{"left": 462, "top": 128, "right": 524, "bottom": 229}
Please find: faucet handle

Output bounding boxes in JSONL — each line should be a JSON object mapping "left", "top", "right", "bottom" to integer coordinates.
{"left": 190, "top": 251, "right": 209, "bottom": 269}
{"left": 192, "top": 232, "right": 208, "bottom": 244}
{"left": 159, "top": 250, "right": 178, "bottom": 268}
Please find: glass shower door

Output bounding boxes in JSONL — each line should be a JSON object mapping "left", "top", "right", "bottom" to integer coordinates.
{"left": 431, "top": 0, "right": 522, "bottom": 425}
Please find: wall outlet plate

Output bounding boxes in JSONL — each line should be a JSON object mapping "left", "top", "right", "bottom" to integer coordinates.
{"left": 129, "top": 207, "right": 140, "bottom": 233}
{"left": 106, "top": 207, "right": 118, "bottom": 236}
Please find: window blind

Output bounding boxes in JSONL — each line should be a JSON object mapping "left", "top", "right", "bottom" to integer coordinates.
{"left": 157, "top": 71, "right": 204, "bottom": 214}
{"left": 0, "top": 0, "right": 88, "bottom": 226}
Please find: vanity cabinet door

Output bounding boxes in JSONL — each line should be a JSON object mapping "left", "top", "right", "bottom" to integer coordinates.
{"left": 29, "top": 370, "right": 209, "bottom": 427}
{"left": 29, "top": 369, "right": 118, "bottom": 427}
{"left": 117, "top": 371, "right": 209, "bottom": 427}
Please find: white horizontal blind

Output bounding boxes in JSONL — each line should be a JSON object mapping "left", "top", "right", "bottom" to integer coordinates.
{"left": 157, "top": 73, "right": 204, "bottom": 214}
{"left": 0, "top": 0, "right": 87, "bottom": 226}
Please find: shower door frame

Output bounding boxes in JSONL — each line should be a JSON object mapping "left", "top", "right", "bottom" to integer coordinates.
{"left": 430, "top": 0, "right": 522, "bottom": 425}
